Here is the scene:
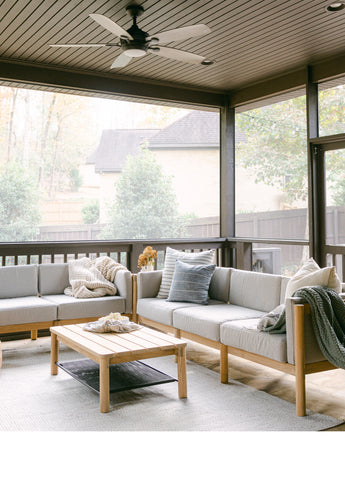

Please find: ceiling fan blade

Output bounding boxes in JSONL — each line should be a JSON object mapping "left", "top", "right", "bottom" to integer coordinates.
{"left": 149, "top": 46, "right": 205, "bottom": 65}
{"left": 149, "top": 24, "right": 211, "bottom": 44}
{"left": 90, "top": 13, "right": 133, "bottom": 40}
{"left": 50, "top": 44, "right": 107, "bottom": 48}
{"left": 110, "top": 53, "right": 132, "bottom": 69}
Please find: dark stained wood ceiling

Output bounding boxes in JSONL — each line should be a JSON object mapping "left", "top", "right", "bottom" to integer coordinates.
{"left": 1, "top": 0, "right": 345, "bottom": 93}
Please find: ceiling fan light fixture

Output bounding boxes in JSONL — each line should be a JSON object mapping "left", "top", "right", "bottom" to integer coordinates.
{"left": 326, "top": 2, "right": 345, "bottom": 11}
{"left": 124, "top": 48, "right": 146, "bottom": 57}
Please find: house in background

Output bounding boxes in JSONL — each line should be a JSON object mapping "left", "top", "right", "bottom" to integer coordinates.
{"left": 84, "top": 128, "right": 159, "bottom": 223}
{"left": 86, "top": 110, "right": 286, "bottom": 224}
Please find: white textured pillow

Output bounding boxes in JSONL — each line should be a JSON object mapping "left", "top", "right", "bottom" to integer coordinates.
{"left": 157, "top": 247, "right": 215, "bottom": 299}
{"left": 285, "top": 257, "right": 341, "bottom": 300}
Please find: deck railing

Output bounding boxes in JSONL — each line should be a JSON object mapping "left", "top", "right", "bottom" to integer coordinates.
{"left": 0, "top": 238, "right": 253, "bottom": 272}
{"left": 5, "top": 237, "right": 345, "bottom": 279}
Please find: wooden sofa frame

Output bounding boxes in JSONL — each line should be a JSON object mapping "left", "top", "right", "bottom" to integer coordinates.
{"left": 132, "top": 275, "right": 337, "bottom": 416}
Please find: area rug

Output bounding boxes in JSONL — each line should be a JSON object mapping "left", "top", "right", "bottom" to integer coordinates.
{"left": 0, "top": 340, "right": 342, "bottom": 431}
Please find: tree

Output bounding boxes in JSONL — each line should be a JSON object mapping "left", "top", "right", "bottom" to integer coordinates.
{"left": 236, "top": 95, "right": 308, "bottom": 204}
{"left": 102, "top": 145, "right": 191, "bottom": 239}
{"left": 236, "top": 86, "right": 345, "bottom": 205}
{"left": 0, "top": 162, "right": 40, "bottom": 241}
{"left": 82, "top": 199, "right": 100, "bottom": 224}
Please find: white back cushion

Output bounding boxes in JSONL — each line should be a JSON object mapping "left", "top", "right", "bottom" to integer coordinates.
{"left": 39, "top": 263, "right": 70, "bottom": 295}
{"left": 229, "top": 268, "right": 282, "bottom": 312}
{"left": 0, "top": 264, "right": 38, "bottom": 298}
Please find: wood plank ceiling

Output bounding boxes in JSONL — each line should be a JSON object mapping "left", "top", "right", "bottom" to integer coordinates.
{"left": 1, "top": 0, "right": 345, "bottom": 93}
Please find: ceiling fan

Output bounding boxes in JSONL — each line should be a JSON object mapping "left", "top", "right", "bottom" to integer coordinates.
{"left": 50, "top": 4, "right": 214, "bottom": 69}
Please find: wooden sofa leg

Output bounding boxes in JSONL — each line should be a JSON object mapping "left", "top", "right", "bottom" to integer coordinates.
{"left": 295, "top": 304, "right": 306, "bottom": 416}
{"left": 31, "top": 330, "right": 38, "bottom": 341}
{"left": 174, "top": 329, "right": 181, "bottom": 363}
{"left": 220, "top": 344, "right": 229, "bottom": 384}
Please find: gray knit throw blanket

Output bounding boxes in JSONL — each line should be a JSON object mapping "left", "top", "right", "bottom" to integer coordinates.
{"left": 262, "top": 286, "right": 345, "bottom": 369}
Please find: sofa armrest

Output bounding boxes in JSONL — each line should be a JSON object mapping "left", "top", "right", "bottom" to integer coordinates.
{"left": 137, "top": 270, "right": 163, "bottom": 299}
{"left": 114, "top": 270, "right": 132, "bottom": 313}
{"left": 285, "top": 296, "right": 325, "bottom": 365}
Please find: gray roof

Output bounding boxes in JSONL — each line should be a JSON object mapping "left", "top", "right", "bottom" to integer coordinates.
{"left": 149, "top": 110, "right": 220, "bottom": 149}
{"left": 87, "top": 129, "right": 159, "bottom": 172}
{"left": 86, "top": 111, "right": 246, "bottom": 172}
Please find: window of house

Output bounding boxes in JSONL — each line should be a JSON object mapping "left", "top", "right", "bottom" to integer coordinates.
{"left": 0, "top": 85, "right": 220, "bottom": 242}
{"left": 235, "top": 90, "right": 308, "bottom": 274}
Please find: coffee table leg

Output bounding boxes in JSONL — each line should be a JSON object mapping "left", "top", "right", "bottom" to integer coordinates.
{"left": 177, "top": 346, "right": 187, "bottom": 398}
{"left": 100, "top": 358, "right": 110, "bottom": 413}
{"left": 51, "top": 332, "right": 59, "bottom": 375}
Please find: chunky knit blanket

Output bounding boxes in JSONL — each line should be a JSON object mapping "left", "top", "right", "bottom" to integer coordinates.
{"left": 64, "top": 256, "right": 127, "bottom": 298}
{"left": 261, "top": 286, "right": 345, "bottom": 369}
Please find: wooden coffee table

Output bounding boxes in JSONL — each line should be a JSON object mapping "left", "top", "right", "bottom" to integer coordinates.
{"left": 50, "top": 324, "right": 187, "bottom": 413}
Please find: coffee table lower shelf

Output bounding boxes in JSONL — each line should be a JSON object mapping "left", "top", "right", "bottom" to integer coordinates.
{"left": 57, "top": 358, "right": 177, "bottom": 394}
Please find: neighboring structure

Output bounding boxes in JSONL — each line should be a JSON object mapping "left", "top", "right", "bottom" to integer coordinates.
{"left": 85, "top": 129, "right": 158, "bottom": 222}
{"left": 85, "top": 110, "right": 286, "bottom": 224}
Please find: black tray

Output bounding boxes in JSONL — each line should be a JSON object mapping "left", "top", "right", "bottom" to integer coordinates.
{"left": 57, "top": 358, "right": 177, "bottom": 394}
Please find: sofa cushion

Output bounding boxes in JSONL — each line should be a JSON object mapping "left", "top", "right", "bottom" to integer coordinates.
{"left": 157, "top": 247, "right": 215, "bottom": 299}
{"left": 0, "top": 265, "right": 38, "bottom": 299}
{"left": 0, "top": 296, "right": 57, "bottom": 326}
{"left": 167, "top": 261, "right": 216, "bottom": 305}
{"left": 114, "top": 269, "right": 133, "bottom": 313}
{"left": 173, "top": 304, "right": 266, "bottom": 341}
{"left": 280, "top": 276, "right": 290, "bottom": 304}
{"left": 137, "top": 270, "right": 163, "bottom": 299}
{"left": 42, "top": 294, "right": 125, "bottom": 320}
{"left": 209, "top": 267, "right": 231, "bottom": 302}
{"left": 220, "top": 318, "right": 287, "bottom": 362}
{"left": 284, "top": 257, "right": 341, "bottom": 300}
{"left": 136, "top": 297, "right": 207, "bottom": 326}
{"left": 39, "top": 263, "right": 69, "bottom": 295}
{"left": 229, "top": 269, "right": 282, "bottom": 312}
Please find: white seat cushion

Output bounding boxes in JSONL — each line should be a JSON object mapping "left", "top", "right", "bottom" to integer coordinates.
{"left": 0, "top": 296, "right": 57, "bottom": 326}
{"left": 173, "top": 304, "right": 266, "bottom": 341}
{"left": 42, "top": 294, "right": 125, "bottom": 320}
{"left": 220, "top": 318, "right": 287, "bottom": 362}
{"left": 137, "top": 298, "right": 205, "bottom": 326}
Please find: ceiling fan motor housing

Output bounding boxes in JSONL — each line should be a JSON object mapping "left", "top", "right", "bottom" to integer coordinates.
{"left": 121, "top": 15, "right": 150, "bottom": 57}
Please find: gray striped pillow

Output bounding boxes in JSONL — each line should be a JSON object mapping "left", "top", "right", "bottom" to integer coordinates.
{"left": 167, "top": 260, "right": 216, "bottom": 304}
{"left": 157, "top": 246, "right": 215, "bottom": 299}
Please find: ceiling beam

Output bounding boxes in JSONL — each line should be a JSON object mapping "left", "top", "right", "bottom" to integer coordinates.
{"left": 311, "top": 53, "right": 345, "bottom": 83}
{"left": 229, "top": 68, "right": 307, "bottom": 108}
{"left": 0, "top": 58, "right": 225, "bottom": 108}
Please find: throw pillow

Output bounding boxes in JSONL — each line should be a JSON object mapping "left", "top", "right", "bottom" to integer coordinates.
{"left": 284, "top": 257, "right": 341, "bottom": 300}
{"left": 157, "top": 246, "right": 215, "bottom": 299}
{"left": 167, "top": 260, "right": 216, "bottom": 304}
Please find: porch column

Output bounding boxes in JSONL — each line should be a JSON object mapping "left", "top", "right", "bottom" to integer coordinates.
{"left": 220, "top": 95, "right": 235, "bottom": 267}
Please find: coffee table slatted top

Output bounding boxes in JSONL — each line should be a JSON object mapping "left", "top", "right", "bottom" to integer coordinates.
{"left": 50, "top": 324, "right": 187, "bottom": 360}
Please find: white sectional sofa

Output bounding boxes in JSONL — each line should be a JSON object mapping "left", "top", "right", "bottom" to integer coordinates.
{"left": 0, "top": 263, "right": 132, "bottom": 339}
{"left": 134, "top": 266, "right": 339, "bottom": 416}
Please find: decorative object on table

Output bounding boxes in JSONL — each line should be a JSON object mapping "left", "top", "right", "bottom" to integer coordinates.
{"left": 138, "top": 246, "right": 157, "bottom": 272}
{"left": 83, "top": 312, "right": 141, "bottom": 333}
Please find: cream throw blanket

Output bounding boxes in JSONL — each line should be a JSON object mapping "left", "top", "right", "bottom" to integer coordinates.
{"left": 64, "top": 256, "right": 127, "bottom": 298}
